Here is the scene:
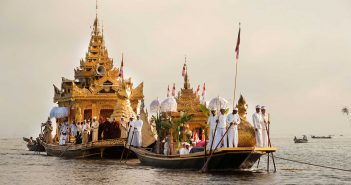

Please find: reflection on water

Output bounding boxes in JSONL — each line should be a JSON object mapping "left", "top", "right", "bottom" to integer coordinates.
{"left": 0, "top": 138, "right": 350, "bottom": 185}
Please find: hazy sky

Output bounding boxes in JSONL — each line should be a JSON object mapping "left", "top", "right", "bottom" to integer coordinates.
{"left": 1, "top": 0, "right": 351, "bottom": 138}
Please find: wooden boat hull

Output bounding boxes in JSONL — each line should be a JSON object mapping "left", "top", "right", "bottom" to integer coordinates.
{"left": 42, "top": 139, "right": 126, "bottom": 158}
{"left": 130, "top": 147, "right": 276, "bottom": 171}
{"left": 294, "top": 139, "right": 308, "bottom": 143}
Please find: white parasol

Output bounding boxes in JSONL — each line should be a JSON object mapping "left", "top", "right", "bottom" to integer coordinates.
{"left": 150, "top": 98, "right": 161, "bottom": 113}
{"left": 160, "top": 97, "right": 177, "bottom": 113}
{"left": 208, "top": 96, "right": 228, "bottom": 110}
{"left": 49, "top": 107, "right": 70, "bottom": 118}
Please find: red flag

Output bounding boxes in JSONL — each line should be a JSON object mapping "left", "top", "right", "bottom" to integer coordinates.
{"left": 235, "top": 24, "right": 241, "bottom": 61}
{"left": 182, "top": 63, "right": 187, "bottom": 77}
{"left": 172, "top": 83, "right": 176, "bottom": 96}
{"left": 119, "top": 53, "right": 124, "bottom": 79}
{"left": 196, "top": 85, "right": 200, "bottom": 97}
{"left": 201, "top": 83, "right": 206, "bottom": 97}
{"left": 167, "top": 85, "right": 170, "bottom": 97}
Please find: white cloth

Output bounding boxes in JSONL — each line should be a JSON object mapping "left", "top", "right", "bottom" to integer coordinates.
{"left": 207, "top": 115, "right": 217, "bottom": 148}
{"left": 226, "top": 113, "right": 241, "bottom": 148}
{"left": 59, "top": 123, "right": 69, "bottom": 145}
{"left": 82, "top": 123, "right": 90, "bottom": 134}
{"left": 214, "top": 128, "right": 225, "bottom": 149}
{"left": 179, "top": 148, "right": 189, "bottom": 155}
{"left": 131, "top": 119, "right": 143, "bottom": 147}
{"left": 77, "top": 124, "right": 83, "bottom": 134}
{"left": 217, "top": 114, "right": 227, "bottom": 128}
{"left": 261, "top": 113, "right": 269, "bottom": 147}
{"left": 252, "top": 112, "right": 263, "bottom": 147}
{"left": 163, "top": 141, "right": 169, "bottom": 155}
{"left": 127, "top": 121, "right": 135, "bottom": 145}
{"left": 70, "top": 124, "right": 77, "bottom": 136}
{"left": 91, "top": 121, "right": 99, "bottom": 142}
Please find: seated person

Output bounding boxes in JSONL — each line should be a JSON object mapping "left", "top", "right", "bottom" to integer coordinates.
{"left": 179, "top": 142, "right": 190, "bottom": 155}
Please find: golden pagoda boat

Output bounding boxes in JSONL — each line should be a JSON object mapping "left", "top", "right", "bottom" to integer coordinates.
{"left": 129, "top": 63, "right": 277, "bottom": 171}
{"left": 40, "top": 10, "right": 156, "bottom": 158}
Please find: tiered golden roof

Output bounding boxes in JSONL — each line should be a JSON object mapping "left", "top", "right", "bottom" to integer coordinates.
{"left": 53, "top": 15, "right": 143, "bottom": 122}
{"left": 173, "top": 67, "right": 207, "bottom": 130}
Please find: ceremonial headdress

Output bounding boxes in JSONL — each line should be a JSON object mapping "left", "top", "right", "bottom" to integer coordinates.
{"left": 256, "top": 105, "right": 261, "bottom": 109}
{"left": 261, "top": 106, "right": 266, "bottom": 110}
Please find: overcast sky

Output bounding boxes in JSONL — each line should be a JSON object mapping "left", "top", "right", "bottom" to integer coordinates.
{"left": 1, "top": 0, "right": 351, "bottom": 138}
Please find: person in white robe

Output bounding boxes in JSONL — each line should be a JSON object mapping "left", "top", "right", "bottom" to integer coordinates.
{"left": 261, "top": 106, "right": 270, "bottom": 147}
{"left": 91, "top": 117, "right": 99, "bottom": 142}
{"left": 131, "top": 115, "right": 143, "bottom": 147}
{"left": 214, "top": 109, "right": 227, "bottom": 149}
{"left": 179, "top": 142, "right": 190, "bottom": 155}
{"left": 252, "top": 105, "right": 263, "bottom": 147}
{"left": 226, "top": 108, "right": 241, "bottom": 148}
{"left": 59, "top": 120, "right": 69, "bottom": 145}
{"left": 207, "top": 109, "right": 217, "bottom": 149}
{"left": 127, "top": 116, "right": 135, "bottom": 145}
{"left": 82, "top": 120, "right": 90, "bottom": 144}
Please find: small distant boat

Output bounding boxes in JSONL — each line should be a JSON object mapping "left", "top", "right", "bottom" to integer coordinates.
{"left": 294, "top": 135, "right": 308, "bottom": 143}
{"left": 41, "top": 138, "right": 126, "bottom": 158}
{"left": 130, "top": 146, "right": 276, "bottom": 171}
{"left": 311, "top": 135, "right": 332, "bottom": 139}
{"left": 23, "top": 137, "right": 45, "bottom": 152}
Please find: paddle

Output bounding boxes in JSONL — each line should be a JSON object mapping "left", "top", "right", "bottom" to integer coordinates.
{"left": 120, "top": 125, "right": 133, "bottom": 162}
{"left": 123, "top": 127, "right": 136, "bottom": 162}
{"left": 201, "top": 122, "right": 233, "bottom": 172}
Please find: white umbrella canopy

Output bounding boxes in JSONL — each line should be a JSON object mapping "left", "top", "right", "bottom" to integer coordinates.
{"left": 49, "top": 107, "right": 70, "bottom": 119}
{"left": 160, "top": 97, "right": 177, "bottom": 113}
{"left": 150, "top": 98, "right": 161, "bottom": 113}
{"left": 208, "top": 96, "right": 228, "bottom": 110}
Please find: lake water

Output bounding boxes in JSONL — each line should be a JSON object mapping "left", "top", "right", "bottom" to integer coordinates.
{"left": 0, "top": 137, "right": 350, "bottom": 185}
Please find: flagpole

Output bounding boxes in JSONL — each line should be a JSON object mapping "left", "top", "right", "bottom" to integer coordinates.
{"left": 233, "top": 59, "right": 238, "bottom": 108}
{"left": 233, "top": 23, "right": 241, "bottom": 108}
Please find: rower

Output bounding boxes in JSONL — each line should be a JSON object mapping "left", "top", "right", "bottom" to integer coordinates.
{"left": 91, "top": 117, "right": 99, "bottom": 142}
{"left": 261, "top": 106, "right": 270, "bottom": 147}
{"left": 207, "top": 109, "right": 217, "bottom": 149}
{"left": 252, "top": 105, "right": 263, "bottom": 147}
{"left": 132, "top": 115, "right": 143, "bottom": 147}
{"left": 127, "top": 116, "right": 135, "bottom": 145}
{"left": 214, "top": 108, "right": 227, "bottom": 148}
{"left": 226, "top": 107, "right": 241, "bottom": 148}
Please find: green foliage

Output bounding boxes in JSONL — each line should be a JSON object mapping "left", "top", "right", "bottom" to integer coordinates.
{"left": 199, "top": 104, "right": 210, "bottom": 118}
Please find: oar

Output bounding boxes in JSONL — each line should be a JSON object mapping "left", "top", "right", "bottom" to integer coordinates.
{"left": 123, "top": 128, "right": 136, "bottom": 163}
{"left": 201, "top": 123, "right": 233, "bottom": 172}
{"left": 264, "top": 113, "right": 276, "bottom": 172}
{"left": 208, "top": 119, "right": 219, "bottom": 153}
{"left": 120, "top": 125, "right": 132, "bottom": 162}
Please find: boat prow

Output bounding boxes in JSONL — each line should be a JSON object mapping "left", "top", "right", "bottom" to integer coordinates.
{"left": 42, "top": 138, "right": 126, "bottom": 158}
{"left": 130, "top": 146, "right": 276, "bottom": 171}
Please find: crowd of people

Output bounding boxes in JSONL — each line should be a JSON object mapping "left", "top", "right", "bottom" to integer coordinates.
{"left": 207, "top": 105, "right": 270, "bottom": 149}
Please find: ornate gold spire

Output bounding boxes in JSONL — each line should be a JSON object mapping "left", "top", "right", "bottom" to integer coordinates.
{"left": 183, "top": 57, "right": 190, "bottom": 89}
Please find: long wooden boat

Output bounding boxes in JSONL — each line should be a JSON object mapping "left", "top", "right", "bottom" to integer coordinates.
{"left": 23, "top": 137, "right": 45, "bottom": 152}
{"left": 130, "top": 146, "right": 276, "bottom": 171}
{"left": 41, "top": 138, "right": 126, "bottom": 158}
{"left": 311, "top": 135, "right": 332, "bottom": 139}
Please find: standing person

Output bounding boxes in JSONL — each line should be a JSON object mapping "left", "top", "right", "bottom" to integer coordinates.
{"left": 43, "top": 117, "right": 53, "bottom": 144}
{"left": 127, "top": 116, "right": 135, "bottom": 145}
{"left": 214, "top": 109, "right": 227, "bottom": 149}
{"left": 132, "top": 115, "right": 143, "bottom": 147}
{"left": 207, "top": 109, "right": 217, "bottom": 149}
{"left": 226, "top": 108, "right": 241, "bottom": 148}
{"left": 110, "top": 118, "right": 119, "bottom": 139}
{"left": 261, "top": 106, "right": 270, "bottom": 147}
{"left": 98, "top": 117, "right": 105, "bottom": 140}
{"left": 70, "top": 121, "right": 78, "bottom": 143}
{"left": 252, "top": 105, "right": 263, "bottom": 147}
{"left": 120, "top": 116, "right": 128, "bottom": 138}
{"left": 75, "top": 122, "right": 82, "bottom": 144}
{"left": 82, "top": 120, "right": 90, "bottom": 144}
{"left": 91, "top": 117, "right": 99, "bottom": 142}
{"left": 103, "top": 118, "right": 112, "bottom": 140}
{"left": 59, "top": 119, "right": 69, "bottom": 145}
